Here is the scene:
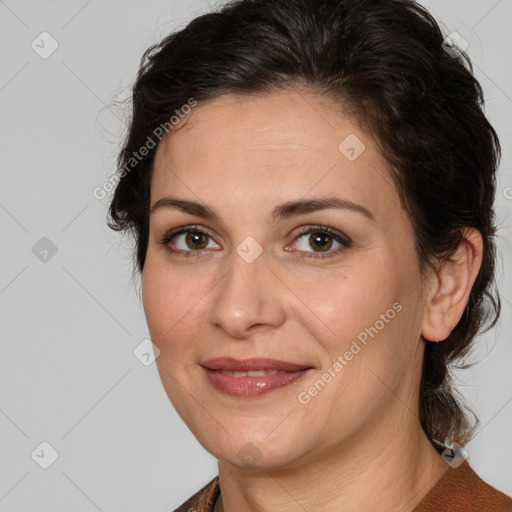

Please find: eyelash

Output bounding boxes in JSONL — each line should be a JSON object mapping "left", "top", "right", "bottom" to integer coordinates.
{"left": 159, "top": 224, "right": 352, "bottom": 260}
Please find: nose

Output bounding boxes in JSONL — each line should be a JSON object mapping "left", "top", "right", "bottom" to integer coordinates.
{"left": 207, "top": 249, "right": 286, "bottom": 339}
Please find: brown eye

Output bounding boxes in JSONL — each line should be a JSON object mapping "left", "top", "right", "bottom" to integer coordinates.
{"left": 308, "top": 232, "right": 333, "bottom": 252}
{"left": 160, "top": 226, "right": 220, "bottom": 255}
{"left": 292, "top": 225, "right": 351, "bottom": 260}
{"left": 185, "top": 231, "right": 209, "bottom": 250}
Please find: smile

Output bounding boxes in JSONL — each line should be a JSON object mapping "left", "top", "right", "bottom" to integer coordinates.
{"left": 201, "top": 357, "right": 313, "bottom": 397}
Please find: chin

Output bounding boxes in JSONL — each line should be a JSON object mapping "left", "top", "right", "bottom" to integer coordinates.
{"left": 194, "top": 419, "right": 311, "bottom": 470}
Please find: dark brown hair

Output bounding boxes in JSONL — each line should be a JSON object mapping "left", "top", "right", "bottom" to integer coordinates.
{"left": 108, "top": 0, "right": 501, "bottom": 452}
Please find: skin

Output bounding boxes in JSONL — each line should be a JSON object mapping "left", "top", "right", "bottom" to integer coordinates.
{"left": 142, "top": 89, "right": 483, "bottom": 512}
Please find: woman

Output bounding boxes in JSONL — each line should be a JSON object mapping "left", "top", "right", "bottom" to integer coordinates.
{"left": 108, "top": 0, "right": 512, "bottom": 510}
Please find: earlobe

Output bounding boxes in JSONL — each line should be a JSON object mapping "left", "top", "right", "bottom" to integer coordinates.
{"left": 436, "top": 322, "right": 448, "bottom": 342}
{"left": 420, "top": 228, "right": 483, "bottom": 343}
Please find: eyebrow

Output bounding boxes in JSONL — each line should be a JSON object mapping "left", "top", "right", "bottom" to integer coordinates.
{"left": 150, "top": 196, "right": 376, "bottom": 224}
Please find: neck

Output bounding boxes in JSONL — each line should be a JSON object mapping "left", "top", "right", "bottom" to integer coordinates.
{"left": 214, "top": 416, "right": 448, "bottom": 512}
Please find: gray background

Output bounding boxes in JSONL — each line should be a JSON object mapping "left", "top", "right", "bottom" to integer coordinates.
{"left": 0, "top": 0, "right": 511, "bottom": 510}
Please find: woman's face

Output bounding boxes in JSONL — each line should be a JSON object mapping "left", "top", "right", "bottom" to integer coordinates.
{"left": 143, "top": 89, "right": 431, "bottom": 469}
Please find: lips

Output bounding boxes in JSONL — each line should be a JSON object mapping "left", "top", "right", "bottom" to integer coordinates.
{"left": 201, "top": 357, "right": 313, "bottom": 397}
{"left": 201, "top": 357, "right": 310, "bottom": 372}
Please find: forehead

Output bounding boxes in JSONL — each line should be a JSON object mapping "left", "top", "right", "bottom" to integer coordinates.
{"left": 150, "top": 90, "right": 402, "bottom": 224}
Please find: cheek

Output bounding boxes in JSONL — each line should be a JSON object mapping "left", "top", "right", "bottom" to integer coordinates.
{"left": 141, "top": 261, "right": 171, "bottom": 340}
{"left": 141, "top": 253, "right": 205, "bottom": 345}
{"left": 292, "top": 266, "right": 399, "bottom": 353}
{"left": 295, "top": 262, "right": 417, "bottom": 407}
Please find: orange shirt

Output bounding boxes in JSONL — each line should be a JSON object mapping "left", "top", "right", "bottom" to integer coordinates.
{"left": 173, "top": 461, "right": 512, "bottom": 511}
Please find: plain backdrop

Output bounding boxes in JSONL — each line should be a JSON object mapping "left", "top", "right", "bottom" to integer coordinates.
{"left": 0, "top": 0, "right": 511, "bottom": 510}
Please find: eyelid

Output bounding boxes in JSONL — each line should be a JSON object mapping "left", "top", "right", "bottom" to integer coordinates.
{"left": 287, "top": 224, "right": 352, "bottom": 259}
{"left": 292, "top": 224, "right": 351, "bottom": 245}
{"left": 160, "top": 224, "right": 220, "bottom": 248}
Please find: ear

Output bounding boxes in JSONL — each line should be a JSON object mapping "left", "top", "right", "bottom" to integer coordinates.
{"left": 421, "top": 228, "right": 483, "bottom": 342}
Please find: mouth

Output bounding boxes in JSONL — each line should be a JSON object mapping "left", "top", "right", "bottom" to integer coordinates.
{"left": 200, "top": 357, "right": 314, "bottom": 397}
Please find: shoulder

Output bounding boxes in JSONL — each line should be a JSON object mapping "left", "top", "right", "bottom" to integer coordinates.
{"left": 414, "top": 460, "right": 512, "bottom": 512}
{"left": 173, "top": 476, "right": 220, "bottom": 512}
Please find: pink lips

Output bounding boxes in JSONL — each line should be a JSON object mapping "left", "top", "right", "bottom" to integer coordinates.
{"left": 201, "top": 357, "right": 313, "bottom": 397}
